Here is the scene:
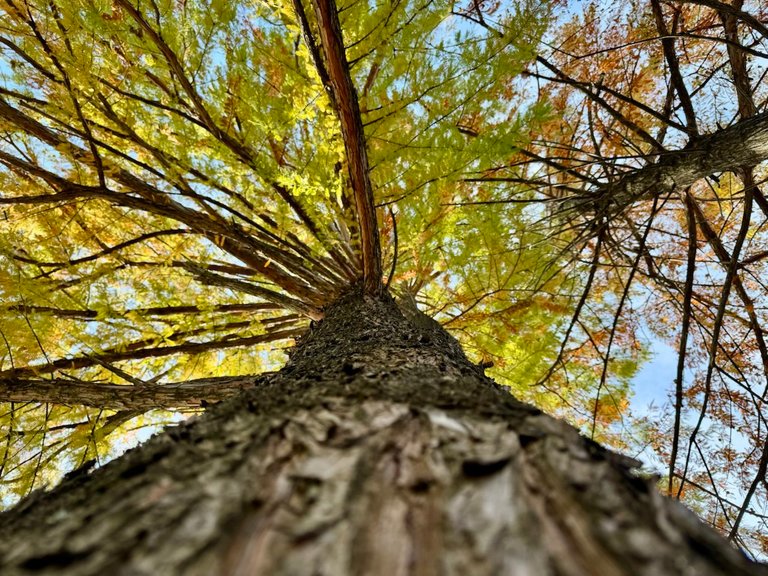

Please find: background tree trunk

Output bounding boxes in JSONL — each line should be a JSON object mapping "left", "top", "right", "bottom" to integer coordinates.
{"left": 0, "top": 290, "right": 764, "bottom": 576}
{"left": 583, "top": 111, "right": 768, "bottom": 216}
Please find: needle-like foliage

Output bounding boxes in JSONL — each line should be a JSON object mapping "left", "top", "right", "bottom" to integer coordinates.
{"left": 0, "top": 0, "right": 767, "bottom": 558}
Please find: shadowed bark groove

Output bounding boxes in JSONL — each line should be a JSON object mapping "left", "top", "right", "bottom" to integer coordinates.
{"left": 0, "top": 290, "right": 765, "bottom": 575}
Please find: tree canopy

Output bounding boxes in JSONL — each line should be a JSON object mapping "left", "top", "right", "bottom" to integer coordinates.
{"left": 0, "top": 0, "right": 767, "bottom": 559}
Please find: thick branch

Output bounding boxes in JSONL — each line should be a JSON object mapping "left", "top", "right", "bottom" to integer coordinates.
{"left": 650, "top": 0, "right": 698, "bottom": 134}
{"left": 311, "top": 0, "right": 382, "bottom": 295}
{"left": 669, "top": 0, "right": 768, "bottom": 40}
{"left": 0, "top": 376, "right": 262, "bottom": 411}
{"left": 589, "top": 111, "right": 768, "bottom": 215}
{"left": 4, "top": 302, "right": 283, "bottom": 320}
{"left": 0, "top": 328, "right": 303, "bottom": 379}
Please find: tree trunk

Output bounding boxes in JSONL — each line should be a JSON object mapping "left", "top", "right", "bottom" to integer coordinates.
{"left": 0, "top": 290, "right": 764, "bottom": 576}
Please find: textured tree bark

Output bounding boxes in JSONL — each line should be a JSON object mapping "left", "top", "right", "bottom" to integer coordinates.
{"left": 588, "top": 111, "right": 768, "bottom": 216}
{"left": 311, "top": 0, "right": 382, "bottom": 295}
{"left": 0, "top": 289, "right": 765, "bottom": 575}
{"left": 0, "top": 376, "right": 260, "bottom": 411}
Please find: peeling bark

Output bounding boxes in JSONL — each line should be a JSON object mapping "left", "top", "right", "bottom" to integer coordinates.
{"left": 0, "top": 290, "right": 765, "bottom": 575}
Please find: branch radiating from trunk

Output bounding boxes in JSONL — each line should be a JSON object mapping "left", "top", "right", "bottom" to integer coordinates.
{"left": 0, "top": 327, "right": 303, "bottom": 379}
{"left": 0, "top": 376, "right": 261, "bottom": 411}
{"left": 310, "top": 0, "right": 383, "bottom": 295}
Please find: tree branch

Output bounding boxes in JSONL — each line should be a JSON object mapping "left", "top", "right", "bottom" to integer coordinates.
{"left": 311, "top": 0, "right": 382, "bottom": 295}
{"left": 0, "top": 327, "right": 304, "bottom": 379}
{"left": 0, "top": 375, "right": 269, "bottom": 411}
{"left": 585, "top": 112, "right": 768, "bottom": 217}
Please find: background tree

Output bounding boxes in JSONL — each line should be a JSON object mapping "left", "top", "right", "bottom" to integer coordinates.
{"left": 0, "top": 0, "right": 767, "bottom": 566}
{"left": 480, "top": 0, "right": 768, "bottom": 555}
